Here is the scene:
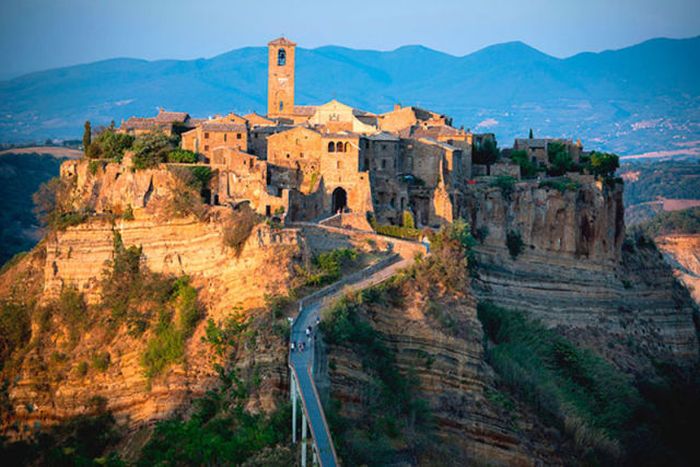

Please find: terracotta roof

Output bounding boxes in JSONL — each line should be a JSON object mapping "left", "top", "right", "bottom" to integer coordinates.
{"left": 367, "top": 132, "right": 400, "bottom": 142}
{"left": 154, "top": 110, "right": 190, "bottom": 123}
{"left": 293, "top": 105, "right": 317, "bottom": 116}
{"left": 268, "top": 37, "right": 297, "bottom": 46}
{"left": 122, "top": 117, "right": 156, "bottom": 130}
{"left": 200, "top": 122, "right": 247, "bottom": 132}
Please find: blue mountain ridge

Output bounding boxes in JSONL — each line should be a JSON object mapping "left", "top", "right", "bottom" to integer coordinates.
{"left": 1, "top": 35, "right": 698, "bottom": 154}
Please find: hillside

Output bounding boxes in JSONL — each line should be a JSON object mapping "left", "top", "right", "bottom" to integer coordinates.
{"left": 1, "top": 36, "right": 699, "bottom": 155}
{"left": 620, "top": 160, "right": 700, "bottom": 225}
{"left": 0, "top": 153, "right": 67, "bottom": 265}
{"left": 1, "top": 158, "right": 698, "bottom": 465}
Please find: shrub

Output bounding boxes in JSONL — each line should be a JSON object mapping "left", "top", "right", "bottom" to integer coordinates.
{"left": 141, "top": 279, "right": 201, "bottom": 379}
{"left": 167, "top": 149, "right": 198, "bottom": 164}
{"left": 0, "top": 301, "right": 31, "bottom": 369}
{"left": 401, "top": 210, "right": 415, "bottom": 229}
{"left": 122, "top": 204, "right": 135, "bottom": 221}
{"left": 510, "top": 149, "right": 538, "bottom": 178}
{"left": 91, "top": 352, "right": 110, "bottom": 372}
{"left": 202, "top": 308, "right": 250, "bottom": 358}
{"left": 90, "top": 128, "right": 134, "bottom": 162}
{"left": 491, "top": 176, "right": 517, "bottom": 200}
{"left": 539, "top": 178, "right": 580, "bottom": 193}
{"left": 76, "top": 361, "right": 89, "bottom": 377}
{"left": 222, "top": 205, "right": 260, "bottom": 256}
{"left": 303, "top": 248, "right": 358, "bottom": 287}
{"left": 131, "top": 132, "right": 175, "bottom": 169}
{"left": 506, "top": 230, "right": 524, "bottom": 259}
{"left": 368, "top": 214, "right": 421, "bottom": 240}
{"left": 56, "top": 286, "right": 88, "bottom": 346}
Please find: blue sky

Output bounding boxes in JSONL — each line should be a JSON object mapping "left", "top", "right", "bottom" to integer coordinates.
{"left": 1, "top": 0, "right": 698, "bottom": 78}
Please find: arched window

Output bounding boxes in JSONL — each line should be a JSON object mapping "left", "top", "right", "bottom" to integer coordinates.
{"left": 328, "top": 142, "right": 335, "bottom": 152}
{"left": 344, "top": 142, "right": 350, "bottom": 152}
{"left": 278, "top": 48, "right": 286, "bottom": 66}
{"left": 336, "top": 141, "right": 344, "bottom": 152}
{"left": 279, "top": 101, "right": 284, "bottom": 112}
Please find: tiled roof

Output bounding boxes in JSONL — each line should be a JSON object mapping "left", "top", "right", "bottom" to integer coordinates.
{"left": 122, "top": 117, "right": 156, "bottom": 129}
{"left": 269, "top": 37, "right": 297, "bottom": 46}
{"left": 293, "top": 105, "right": 317, "bottom": 116}
{"left": 200, "top": 122, "right": 247, "bottom": 132}
{"left": 367, "top": 132, "right": 400, "bottom": 142}
{"left": 154, "top": 110, "right": 190, "bottom": 123}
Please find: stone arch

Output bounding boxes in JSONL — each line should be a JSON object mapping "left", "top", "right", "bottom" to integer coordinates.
{"left": 336, "top": 141, "right": 345, "bottom": 152}
{"left": 328, "top": 141, "right": 335, "bottom": 152}
{"left": 332, "top": 187, "right": 347, "bottom": 213}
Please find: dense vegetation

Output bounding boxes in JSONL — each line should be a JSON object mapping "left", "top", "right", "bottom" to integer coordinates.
{"left": 0, "top": 153, "right": 64, "bottom": 265}
{"left": 637, "top": 207, "right": 700, "bottom": 237}
{"left": 138, "top": 369, "right": 293, "bottom": 466}
{"left": 621, "top": 160, "right": 700, "bottom": 206}
{"left": 321, "top": 287, "right": 434, "bottom": 465}
{"left": 478, "top": 302, "right": 700, "bottom": 465}
{"left": 85, "top": 125, "right": 199, "bottom": 168}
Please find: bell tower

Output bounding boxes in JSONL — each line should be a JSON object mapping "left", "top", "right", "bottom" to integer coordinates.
{"left": 267, "top": 37, "right": 296, "bottom": 118}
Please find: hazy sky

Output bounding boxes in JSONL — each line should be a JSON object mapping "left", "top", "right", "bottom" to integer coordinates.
{"left": 1, "top": 0, "right": 698, "bottom": 78}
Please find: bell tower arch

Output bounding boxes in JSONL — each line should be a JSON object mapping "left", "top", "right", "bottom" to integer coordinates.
{"left": 267, "top": 37, "right": 296, "bottom": 118}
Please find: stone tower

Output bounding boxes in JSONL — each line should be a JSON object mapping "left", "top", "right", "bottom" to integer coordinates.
{"left": 267, "top": 37, "right": 296, "bottom": 118}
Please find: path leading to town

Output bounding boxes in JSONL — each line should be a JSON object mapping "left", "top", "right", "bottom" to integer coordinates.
{"left": 288, "top": 224, "right": 427, "bottom": 467}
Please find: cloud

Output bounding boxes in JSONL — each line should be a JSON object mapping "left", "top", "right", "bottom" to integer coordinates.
{"left": 476, "top": 118, "right": 499, "bottom": 128}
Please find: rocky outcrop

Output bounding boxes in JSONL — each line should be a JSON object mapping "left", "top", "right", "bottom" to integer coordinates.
{"left": 323, "top": 274, "right": 565, "bottom": 465}
{"left": 656, "top": 234, "right": 700, "bottom": 306}
{"left": 464, "top": 179, "right": 698, "bottom": 372}
{"left": 4, "top": 213, "right": 301, "bottom": 436}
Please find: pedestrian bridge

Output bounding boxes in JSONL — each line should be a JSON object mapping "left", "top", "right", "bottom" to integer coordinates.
{"left": 287, "top": 222, "right": 428, "bottom": 466}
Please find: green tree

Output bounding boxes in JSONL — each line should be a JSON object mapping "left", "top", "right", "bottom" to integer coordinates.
{"left": 547, "top": 142, "right": 573, "bottom": 176}
{"left": 473, "top": 138, "right": 499, "bottom": 168}
{"left": 91, "top": 128, "right": 134, "bottom": 162}
{"left": 510, "top": 149, "right": 537, "bottom": 178}
{"left": 132, "top": 132, "right": 175, "bottom": 169}
{"left": 83, "top": 121, "right": 92, "bottom": 157}
{"left": 589, "top": 151, "right": 620, "bottom": 178}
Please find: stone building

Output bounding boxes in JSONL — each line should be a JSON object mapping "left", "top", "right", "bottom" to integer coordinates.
{"left": 181, "top": 121, "right": 248, "bottom": 161}
{"left": 119, "top": 37, "right": 483, "bottom": 228}
{"left": 513, "top": 137, "right": 582, "bottom": 167}
{"left": 120, "top": 109, "right": 198, "bottom": 136}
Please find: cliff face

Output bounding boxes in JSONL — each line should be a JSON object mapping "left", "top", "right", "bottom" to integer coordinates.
{"left": 656, "top": 234, "right": 700, "bottom": 306}
{"left": 464, "top": 179, "right": 698, "bottom": 372}
{"left": 1, "top": 160, "right": 303, "bottom": 438}
{"left": 323, "top": 279, "right": 565, "bottom": 465}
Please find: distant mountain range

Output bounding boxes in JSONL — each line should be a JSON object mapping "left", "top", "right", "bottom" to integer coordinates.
{"left": 1, "top": 36, "right": 699, "bottom": 155}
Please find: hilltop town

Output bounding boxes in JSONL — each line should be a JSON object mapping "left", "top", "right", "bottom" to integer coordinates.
{"left": 102, "top": 37, "right": 613, "bottom": 230}
{"left": 3, "top": 37, "right": 697, "bottom": 467}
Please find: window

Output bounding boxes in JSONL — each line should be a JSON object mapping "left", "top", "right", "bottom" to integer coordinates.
{"left": 328, "top": 142, "right": 335, "bottom": 152}
{"left": 278, "top": 48, "right": 286, "bottom": 66}
{"left": 224, "top": 134, "right": 227, "bottom": 142}
{"left": 286, "top": 153, "right": 290, "bottom": 159}
{"left": 337, "top": 141, "right": 344, "bottom": 153}
{"left": 381, "top": 144, "right": 386, "bottom": 150}
{"left": 279, "top": 101, "right": 284, "bottom": 112}
{"left": 344, "top": 142, "right": 350, "bottom": 152}
{"left": 204, "top": 145, "right": 209, "bottom": 151}
{"left": 204, "top": 132, "right": 210, "bottom": 139}
{"left": 337, "top": 161, "right": 341, "bottom": 169}
{"left": 237, "top": 133, "right": 242, "bottom": 139}
{"left": 381, "top": 160, "right": 387, "bottom": 170}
